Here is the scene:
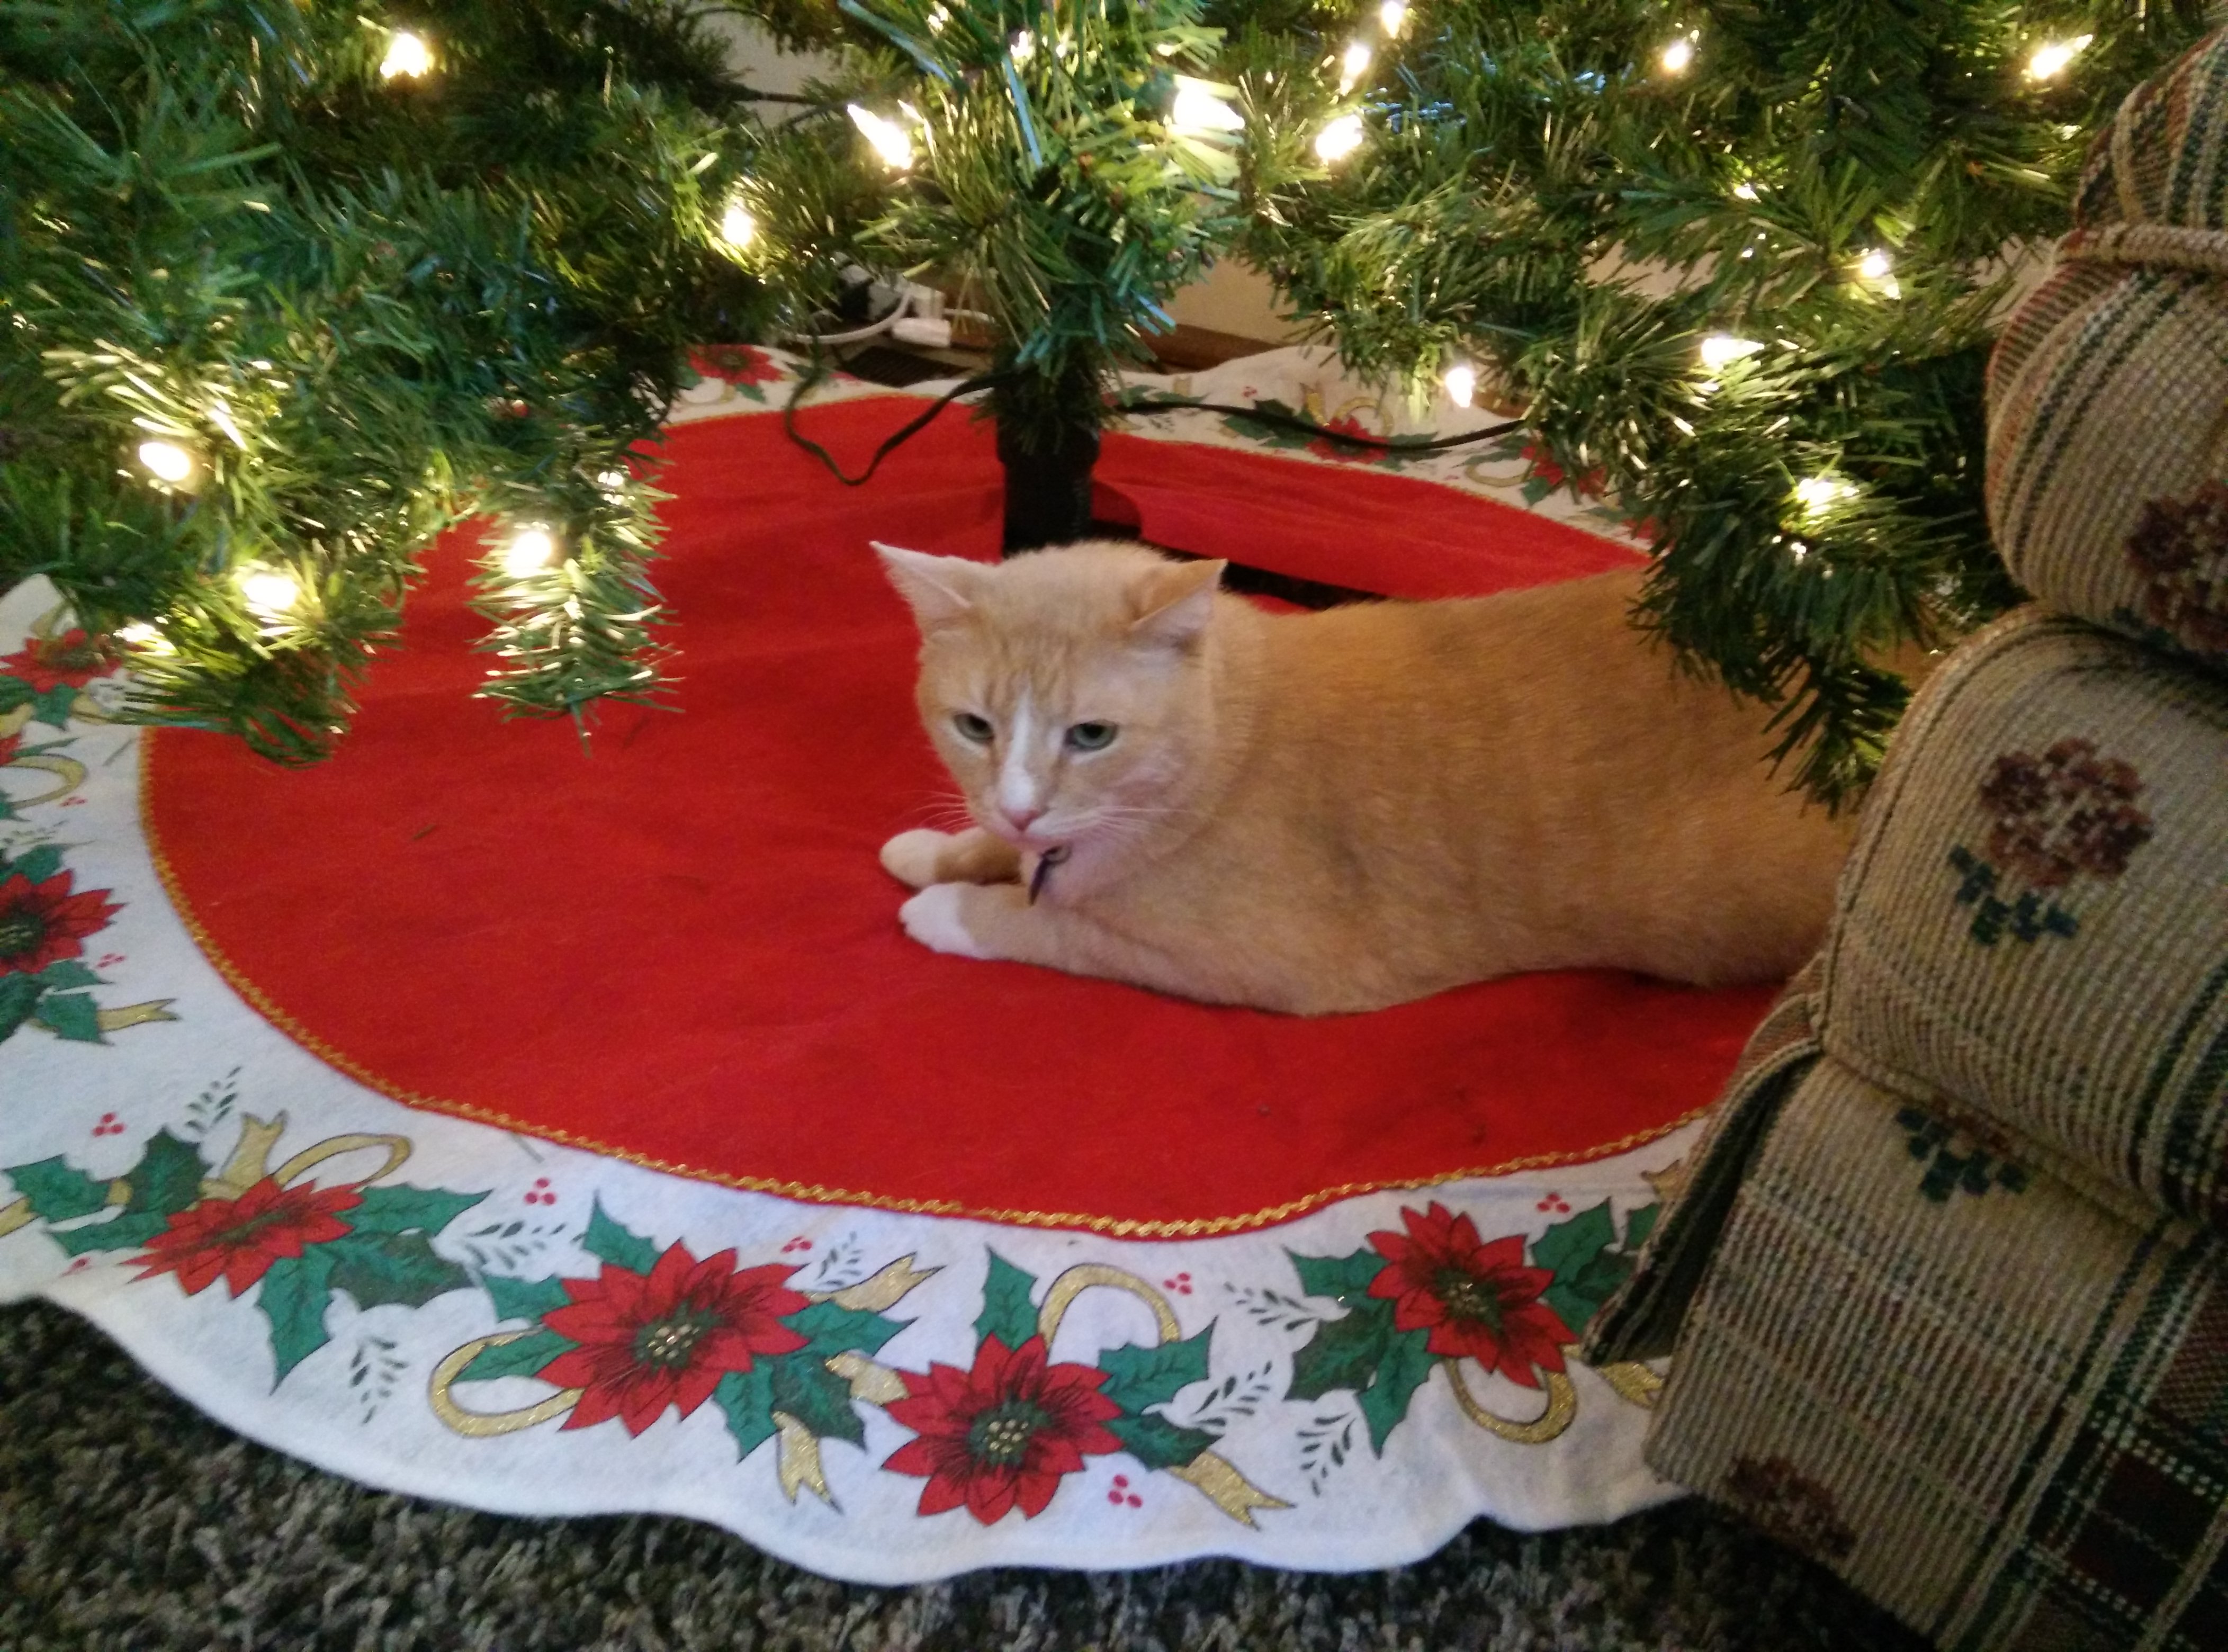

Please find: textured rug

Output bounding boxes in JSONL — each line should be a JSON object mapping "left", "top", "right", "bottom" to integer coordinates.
{"left": 0, "top": 1298, "right": 1933, "bottom": 1651}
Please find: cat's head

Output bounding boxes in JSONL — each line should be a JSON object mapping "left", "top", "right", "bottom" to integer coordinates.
{"left": 876, "top": 540, "right": 1228, "bottom": 859}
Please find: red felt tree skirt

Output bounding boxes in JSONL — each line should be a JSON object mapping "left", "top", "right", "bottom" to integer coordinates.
{"left": 143, "top": 402, "right": 1771, "bottom": 1234}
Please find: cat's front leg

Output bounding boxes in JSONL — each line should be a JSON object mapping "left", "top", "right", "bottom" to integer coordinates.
{"left": 899, "top": 882, "right": 1190, "bottom": 995}
{"left": 881, "top": 827, "right": 1022, "bottom": 888}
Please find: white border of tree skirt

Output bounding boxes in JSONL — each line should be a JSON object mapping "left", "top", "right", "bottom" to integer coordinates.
{"left": 0, "top": 349, "right": 1688, "bottom": 1585}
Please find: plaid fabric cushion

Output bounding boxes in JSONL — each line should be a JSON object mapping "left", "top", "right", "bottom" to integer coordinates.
{"left": 1645, "top": 1055, "right": 2228, "bottom": 1651}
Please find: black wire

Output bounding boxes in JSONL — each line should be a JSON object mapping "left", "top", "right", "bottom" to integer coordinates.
{"left": 779, "top": 356, "right": 1013, "bottom": 487}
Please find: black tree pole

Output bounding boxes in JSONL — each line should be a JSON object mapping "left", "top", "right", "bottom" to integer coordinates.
{"left": 992, "top": 356, "right": 1107, "bottom": 554}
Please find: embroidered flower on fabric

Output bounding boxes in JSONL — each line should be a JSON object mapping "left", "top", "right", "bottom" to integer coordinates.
{"left": 133, "top": 1178, "right": 362, "bottom": 1297}
{"left": 1365, "top": 1201, "right": 1574, "bottom": 1388}
{"left": 2125, "top": 480, "right": 2228, "bottom": 656}
{"left": 694, "top": 344, "right": 784, "bottom": 389}
{"left": 537, "top": 1242, "right": 810, "bottom": 1435}
{"left": 1307, "top": 414, "right": 1391, "bottom": 466}
{"left": 1949, "top": 737, "right": 2153, "bottom": 946}
{"left": 0, "top": 627, "right": 121, "bottom": 695}
{"left": 0, "top": 869, "right": 122, "bottom": 976}
{"left": 882, "top": 1334, "right": 1124, "bottom": 1523}
{"left": 1723, "top": 1455, "right": 1857, "bottom": 1561}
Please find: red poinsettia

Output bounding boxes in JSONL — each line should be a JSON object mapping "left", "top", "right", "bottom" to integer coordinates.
{"left": 538, "top": 1242, "right": 810, "bottom": 1435}
{"left": 0, "top": 629, "right": 121, "bottom": 694}
{"left": 1307, "top": 414, "right": 1391, "bottom": 466}
{"left": 1367, "top": 1202, "right": 1574, "bottom": 1388}
{"left": 691, "top": 344, "right": 783, "bottom": 388}
{"left": 0, "top": 730, "right": 20, "bottom": 768}
{"left": 883, "top": 1334, "right": 1125, "bottom": 1523}
{"left": 0, "top": 869, "right": 122, "bottom": 976}
{"left": 134, "top": 1177, "right": 363, "bottom": 1296}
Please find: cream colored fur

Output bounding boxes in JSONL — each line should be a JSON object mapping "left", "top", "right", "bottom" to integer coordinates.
{"left": 876, "top": 539, "right": 1856, "bottom": 1014}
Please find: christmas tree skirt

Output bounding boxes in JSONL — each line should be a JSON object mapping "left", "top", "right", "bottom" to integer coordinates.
{"left": 1, "top": 350, "right": 1754, "bottom": 1583}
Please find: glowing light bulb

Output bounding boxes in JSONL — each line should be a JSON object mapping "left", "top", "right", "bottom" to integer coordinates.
{"left": 1442, "top": 362, "right": 1477, "bottom": 408}
{"left": 2026, "top": 34, "right": 2092, "bottom": 82}
{"left": 848, "top": 105, "right": 914, "bottom": 171}
{"left": 1314, "top": 113, "right": 1365, "bottom": 162}
{"left": 503, "top": 526, "right": 559, "bottom": 579}
{"left": 1857, "top": 248, "right": 1892, "bottom": 280}
{"left": 1171, "top": 78, "right": 1244, "bottom": 134}
{"left": 380, "top": 30, "right": 431, "bottom": 80}
{"left": 238, "top": 568, "right": 301, "bottom": 620}
{"left": 1010, "top": 29, "right": 1035, "bottom": 62}
{"left": 1659, "top": 37, "right": 1694, "bottom": 75}
{"left": 1793, "top": 476, "right": 1856, "bottom": 514}
{"left": 1699, "top": 334, "right": 1764, "bottom": 370}
{"left": 1732, "top": 181, "right": 1757, "bottom": 201}
{"left": 1379, "top": 0, "right": 1409, "bottom": 35}
{"left": 1340, "top": 39, "right": 1373, "bottom": 91}
{"left": 926, "top": 4, "right": 948, "bottom": 31}
{"left": 136, "top": 439, "right": 195, "bottom": 484}
{"left": 719, "top": 199, "right": 757, "bottom": 250}
{"left": 597, "top": 469, "right": 628, "bottom": 492}
{"left": 116, "top": 622, "right": 173, "bottom": 655}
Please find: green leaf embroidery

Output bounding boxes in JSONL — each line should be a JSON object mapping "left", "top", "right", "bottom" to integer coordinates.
{"left": 0, "top": 974, "right": 41, "bottom": 1043}
{"left": 52, "top": 1209, "right": 170, "bottom": 1255}
{"left": 975, "top": 1251, "right": 1039, "bottom": 1353}
{"left": 458, "top": 1327, "right": 576, "bottom": 1384}
{"left": 34, "top": 991, "right": 103, "bottom": 1043}
{"left": 120, "top": 1130, "right": 210, "bottom": 1219}
{"left": 1531, "top": 1200, "right": 1634, "bottom": 1337}
{"left": 5, "top": 845, "right": 61, "bottom": 884}
{"left": 322, "top": 1228, "right": 471, "bottom": 1312}
{"left": 5, "top": 1156, "right": 113, "bottom": 1222}
{"left": 784, "top": 1299, "right": 903, "bottom": 1361}
{"left": 1624, "top": 1202, "right": 1661, "bottom": 1252}
{"left": 1287, "top": 1298, "right": 1396, "bottom": 1403}
{"left": 1529, "top": 1200, "right": 1618, "bottom": 1282}
{"left": 30, "top": 683, "right": 79, "bottom": 729}
{"left": 1289, "top": 1246, "right": 1386, "bottom": 1307}
{"left": 345, "top": 1184, "right": 487, "bottom": 1238}
{"left": 767, "top": 1351, "right": 864, "bottom": 1447}
{"left": 259, "top": 1247, "right": 338, "bottom": 1384}
{"left": 32, "top": 959, "right": 102, "bottom": 991}
{"left": 580, "top": 1200, "right": 660, "bottom": 1275}
{"left": 1107, "top": 1412, "right": 1219, "bottom": 1471}
{"left": 484, "top": 1273, "right": 573, "bottom": 1325}
{"left": 1098, "top": 1326, "right": 1213, "bottom": 1417}
{"left": 0, "top": 674, "right": 31, "bottom": 715}
{"left": 714, "top": 1365, "right": 779, "bottom": 1460}
{"left": 1356, "top": 1326, "right": 1436, "bottom": 1455}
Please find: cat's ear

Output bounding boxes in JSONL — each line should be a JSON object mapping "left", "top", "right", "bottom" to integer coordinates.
{"left": 1129, "top": 558, "right": 1225, "bottom": 651}
{"left": 875, "top": 542, "right": 983, "bottom": 632}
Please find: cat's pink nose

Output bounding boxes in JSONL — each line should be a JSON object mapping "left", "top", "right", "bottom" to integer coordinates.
{"left": 1003, "top": 805, "right": 1045, "bottom": 832}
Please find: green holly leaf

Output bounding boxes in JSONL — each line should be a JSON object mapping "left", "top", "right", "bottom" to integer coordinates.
{"left": 6, "top": 1156, "right": 113, "bottom": 1222}
{"left": 1108, "top": 1412, "right": 1219, "bottom": 1471}
{"left": 1624, "top": 1203, "right": 1661, "bottom": 1252}
{"left": 1531, "top": 1200, "right": 1616, "bottom": 1279}
{"left": 1290, "top": 1247, "right": 1386, "bottom": 1307}
{"left": 0, "top": 674, "right": 31, "bottom": 715}
{"left": 975, "top": 1251, "right": 1039, "bottom": 1353}
{"left": 484, "top": 1273, "right": 573, "bottom": 1325}
{"left": 33, "top": 959, "right": 102, "bottom": 991}
{"left": 120, "top": 1130, "right": 210, "bottom": 1218}
{"left": 579, "top": 1200, "right": 660, "bottom": 1275}
{"left": 345, "top": 1185, "right": 487, "bottom": 1238}
{"left": 714, "top": 1365, "right": 779, "bottom": 1460}
{"left": 30, "top": 683, "right": 78, "bottom": 729}
{"left": 322, "top": 1228, "right": 471, "bottom": 1312}
{"left": 259, "top": 1248, "right": 337, "bottom": 1384}
{"left": 3, "top": 844, "right": 62, "bottom": 883}
{"left": 1531, "top": 1201, "right": 1627, "bottom": 1337}
{"left": 0, "top": 974, "right": 40, "bottom": 1043}
{"left": 35, "top": 991, "right": 103, "bottom": 1043}
{"left": 50, "top": 1208, "right": 170, "bottom": 1254}
{"left": 1098, "top": 1326, "right": 1212, "bottom": 1417}
{"left": 1542, "top": 1254, "right": 1634, "bottom": 1340}
{"left": 1287, "top": 1298, "right": 1396, "bottom": 1403}
{"left": 1356, "top": 1326, "right": 1436, "bottom": 1455}
{"left": 458, "top": 1327, "right": 576, "bottom": 1384}
{"left": 784, "top": 1299, "right": 903, "bottom": 1360}
{"left": 767, "top": 1350, "right": 864, "bottom": 1447}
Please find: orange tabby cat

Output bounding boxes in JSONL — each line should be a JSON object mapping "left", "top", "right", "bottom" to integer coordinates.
{"left": 875, "top": 539, "right": 1854, "bottom": 1014}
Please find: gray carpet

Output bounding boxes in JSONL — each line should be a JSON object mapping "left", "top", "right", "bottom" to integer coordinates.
{"left": 0, "top": 1300, "right": 1934, "bottom": 1652}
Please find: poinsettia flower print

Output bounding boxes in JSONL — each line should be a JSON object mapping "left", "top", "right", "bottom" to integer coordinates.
{"left": 134, "top": 1178, "right": 362, "bottom": 1296}
{"left": 883, "top": 1335, "right": 1125, "bottom": 1523}
{"left": 538, "top": 1242, "right": 809, "bottom": 1435}
{"left": 0, "top": 869, "right": 121, "bottom": 976}
{"left": 1367, "top": 1202, "right": 1574, "bottom": 1389}
{"left": 1, "top": 628, "right": 121, "bottom": 694}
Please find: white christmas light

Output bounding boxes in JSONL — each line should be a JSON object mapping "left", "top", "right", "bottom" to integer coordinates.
{"left": 380, "top": 30, "right": 432, "bottom": 81}
{"left": 848, "top": 105, "right": 914, "bottom": 171}
{"left": 1793, "top": 475, "right": 1856, "bottom": 515}
{"left": 137, "top": 439, "right": 196, "bottom": 484}
{"left": 2026, "top": 34, "right": 2093, "bottom": 82}
{"left": 1857, "top": 248, "right": 1892, "bottom": 280}
{"left": 1379, "top": 0, "right": 1409, "bottom": 35}
{"left": 1171, "top": 78, "right": 1245, "bottom": 134}
{"left": 1315, "top": 112, "right": 1366, "bottom": 161}
{"left": 238, "top": 568, "right": 302, "bottom": 620}
{"left": 597, "top": 469, "right": 628, "bottom": 493}
{"left": 926, "top": 4, "right": 949, "bottom": 31}
{"left": 1732, "top": 181, "right": 1758, "bottom": 201}
{"left": 503, "top": 526, "right": 560, "bottom": 579}
{"left": 1699, "top": 334, "right": 1765, "bottom": 370}
{"left": 718, "top": 199, "right": 757, "bottom": 251}
{"left": 1659, "top": 37, "right": 1694, "bottom": 75}
{"left": 116, "top": 622, "right": 173, "bottom": 655}
{"left": 1442, "top": 362, "right": 1477, "bottom": 408}
{"left": 1010, "top": 29, "right": 1035, "bottom": 62}
{"left": 1339, "top": 39, "right": 1373, "bottom": 91}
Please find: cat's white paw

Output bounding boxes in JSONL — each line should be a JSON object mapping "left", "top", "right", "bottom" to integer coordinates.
{"left": 881, "top": 828, "right": 955, "bottom": 889}
{"left": 900, "top": 883, "right": 992, "bottom": 958}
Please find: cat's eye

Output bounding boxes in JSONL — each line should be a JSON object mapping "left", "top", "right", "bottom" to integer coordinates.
{"left": 1064, "top": 721, "right": 1118, "bottom": 752}
{"left": 953, "top": 712, "right": 995, "bottom": 744}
